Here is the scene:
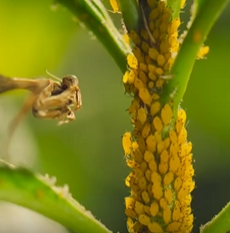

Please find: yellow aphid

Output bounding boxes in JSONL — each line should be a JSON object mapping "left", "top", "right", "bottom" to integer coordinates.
{"left": 148, "top": 81, "right": 154, "bottom": 89}
{"left": 149, "top": 159, "right": 157, "bottom": 172}
{"left": 160, "top": 149, "right": 169, "bottom": 163}
{"left": 197, "top": 45, "right": 210, "bottom": 59}
{"left": 172, "top": 201, "right": 181, "bottom": 221}
{"left": 138, "top": 107, "right": 147, "bottom": 124}
{"left": 148, "top": 48, "right": 159, "bottom": 60}
{"left": 158, "top": 162, "right": 168, "bottom": 175}
{"left": 138, "top": 176, "right": 147, "bottom": 190}
{"left": 148, "top": 72, "right": 157, "bottom": 81}
{"left": 157, "top": 54, "right": 166, "bottom": 67}
{"left": 137, "top": 136, "right": 146, "bottom": 154}
{"left": 145, "top": 55, "right": 152, "bottom": 65}
{"left": 123, "top": 83, "right": 134, "bottom": 94}
{"left": 178, "top": 127, "right": 187, "bottom": 144}
{"left": 166, "top": 221, "right": 181, "bottom": 232}
{"left": 127, "top": 217, "right": 134, "bottom": 232}
{"left": 133, "top": 46, "right": 144, "bottom": 62}
{"left": 127, "top": 70, "right": 136, "bottom": 84}
{"left": 153, "top": 28, "right": 160, "bottom": 40}
{"left": 126, "top": 159, "right": 137, "bottom": 168}
{"left": 157, "top": 141, "right": 165, "bottom": 154}
{"left": 139, "top": 63, "right": 148, "bottom": 72}
{"left": 134, "top": 77, "right": 144, "bottom": 90}
{"left": 129, "top": 31, "right": 141, "bottom": 45}
{"left": 122, "top": 132, "right": 132, "bottom": 156}
{"left": 139, "top": 71, "right": 148, "bottom": 84}
{"left": 148, "top": 64, "right": 156, "bottom": 73}
{"left": 180, "top": 0, "right": 186, "bottom": 9}
{"left": 128, "top": 98, "right": 139, "bottom": 115}
{"left": 133, "top": 221, "right": 142, "bottom": 232}
{"left": 160, "top": 39, "right": 170, "bottom": 54}
{"left": 174, "top": 177, "right": 182, "bottom": 191}
{"left": 135, "top": 201, "right": 144, "bottom": 215}
{"left": 142, "top": 122, "right": 151, "bottom": 138}
{"left": 152, "top": 93, "right": 159, "bottom": 100}
{"left": 169, "top": 155, "right": 181, "bottom": 173}
{"left": 139, "top": 214, "right": 150, "bottom": 226}
{"left": 149, "top": 8, "right": 159, "bottom": 20}
{"left": 178, "top": 108, "right": 186, "bottom": 123}
{"left": 141, "top": 41, "right": 150, "bottom": 54}
{"left": 127, "top": 53, "right": 138, "bottom": 69}
{"left": 141, "top": 191, "right": 150, "bottom": 204}
{"left": 145, "top": 169, "right": 152, "bottom": 181}
{"left": 125, "top": 208, "right": 137, "bottom": 218}
{"left": 161, "top": 103, "right": 173, "bottom": 125}
{"left": 159, "top": 198, "right": 168, "bottom": 210}
{"left": 144, "top": 150, "right": 154, "bottom": 163}
{"left": 156, "top": 78, "right": 165, "bottom": 88}
{"left": 152, "top": 183, "right": 163, "bottom": 199}
{"left": 156, "top": 67, "right": 164, "bottom": 75}
{"left": 139, "top": 88, "right": 152, "bottom": 106}
{"left": 122, "top": 71, "right": 129, "bottom": 84}
{"left": 164, "top": 172, "right": 174, "bottom": 185}
{"left": 150, "top": 201, "right": 159, "bottom": 217}
{"left": 146, "top": 134, "right": 156, "bottom": 153}
{"left": 123, "top": 34, "right": 130, "bottom": 44}
{"left": 109, "top": 0, "right": 119, "bottom": 13}
{"left": 169, "top": 130, "right": 177, "bottom": 143}
{"left": 168, "top": 18, "right": 181, "bottom": 35}
{"left": 125, "top": 197, "right": 135, "bottom": 209}
{"left": 150, "top": 101, "right": 161, "bottom": 116}
{"left": 153, "top": 116, "right": 163, "bottom": 133}
{"left": 163, "top": 206, "right": 172, "bottom": 224}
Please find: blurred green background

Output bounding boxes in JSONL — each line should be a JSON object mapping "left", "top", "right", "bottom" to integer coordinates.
{"left": 0, "top": 0, "right": 230, "bottom": 233}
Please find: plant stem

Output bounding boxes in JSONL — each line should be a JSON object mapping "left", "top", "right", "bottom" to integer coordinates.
{"left": 56, "top": 0, "right": 131, "bottom": 73}
{"left": 164, "top": 0, "right": 230, "bottom": 113}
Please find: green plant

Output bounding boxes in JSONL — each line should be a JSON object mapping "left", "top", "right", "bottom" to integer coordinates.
{"left": 0, "top": 0, "right": 230, "bottom": 233}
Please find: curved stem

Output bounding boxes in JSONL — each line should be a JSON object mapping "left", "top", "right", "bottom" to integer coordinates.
{"left": 56, "top": 0, "right": 131, "bottom": 73}
{"left": 164, "top": 0, "right": 229, "bottom": 114}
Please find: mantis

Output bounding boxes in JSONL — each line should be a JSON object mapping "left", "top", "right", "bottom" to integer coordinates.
{"left": 0, "top": 72, "right": 82, "bottom": 156}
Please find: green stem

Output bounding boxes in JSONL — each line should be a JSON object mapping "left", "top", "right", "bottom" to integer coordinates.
{"left": 200, "top": 201, "right": 230, "bottom": 233}
{"left": 166, "top": 0, "right": 182, "bottom": 19}
{"left": 164, "top": 0, "right": 229, "bottom": 114}
{"left": 56, "top": 0, "right": 131, "bottom": 73}
{"left": 118, "top": 0, "right": 140, "bottom": 32}
{"left": 0, "top": 163, "right": 112, "bottom": 233}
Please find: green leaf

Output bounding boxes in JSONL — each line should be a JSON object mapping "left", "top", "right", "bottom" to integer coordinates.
{"left": 200, "top": 201, "right": 230, "bottom": 233}
{"left": 0, "top": 161, "right": 112, "bottom": 233}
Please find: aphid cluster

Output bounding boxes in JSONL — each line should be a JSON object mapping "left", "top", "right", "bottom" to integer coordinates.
{"left": 120, "top": 0, "right": 195, "bottom": 233}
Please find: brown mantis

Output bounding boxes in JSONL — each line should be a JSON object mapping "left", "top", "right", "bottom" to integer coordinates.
{"left": 0, "top": 72, "right": 82, "bottom": 156}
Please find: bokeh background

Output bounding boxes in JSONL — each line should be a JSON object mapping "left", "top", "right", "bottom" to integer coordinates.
{"left": 0, "top": 0, "right": 230, "bottom": 233}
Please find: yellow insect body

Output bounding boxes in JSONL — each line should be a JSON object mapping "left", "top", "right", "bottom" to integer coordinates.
{"left": 122, "top": 132, "right": 132, "bottom": 156}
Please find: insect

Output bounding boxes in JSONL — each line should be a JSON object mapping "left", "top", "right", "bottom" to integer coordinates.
{"left": 0, "top": 72, "right": 82, "bottom": 157}
{"left": 0, "top": 73, "right": 82, "bottom": 124}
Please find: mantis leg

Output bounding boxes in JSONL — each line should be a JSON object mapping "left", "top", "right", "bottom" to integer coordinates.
{"left": 2, "top": 93, "right": 37, "bottom": 159}
{"left": 33, "top": 87, "right": 75, "bottom": 112}
{"left": 0, "top": 74, "right": 54, "bottom": 94}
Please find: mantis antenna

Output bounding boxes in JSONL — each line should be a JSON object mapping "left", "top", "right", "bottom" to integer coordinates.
{"left": 46, "top": 70, "right": 62, "bottom": 82}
